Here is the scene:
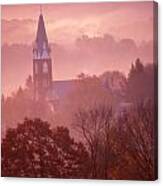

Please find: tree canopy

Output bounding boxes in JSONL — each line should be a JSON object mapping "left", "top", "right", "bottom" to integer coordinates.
{"left": 2, "top": 118, "right": 90, "bottom": 178}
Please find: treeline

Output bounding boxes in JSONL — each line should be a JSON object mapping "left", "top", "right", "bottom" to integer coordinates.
{"left": 1, "top": 58, "right": 157, "bottom": 179}
{"left": 2, "top": 58, "right": 155, "bottom": 131}
{"left": 2, "top": 102, "right": 156, "bottom": 179}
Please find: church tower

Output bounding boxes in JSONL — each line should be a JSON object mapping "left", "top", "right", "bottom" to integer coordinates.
{"left": 33, "top": 12, "right": 52, "bottom": 100}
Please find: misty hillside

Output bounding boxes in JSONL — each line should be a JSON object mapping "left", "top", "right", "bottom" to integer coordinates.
{"left": 2, "top": 34, "right": 153, "bottom": 95}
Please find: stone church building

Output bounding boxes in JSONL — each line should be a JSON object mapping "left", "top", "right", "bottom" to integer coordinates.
{"left": 33, "top": 13, "right": 75, "bottom": 102}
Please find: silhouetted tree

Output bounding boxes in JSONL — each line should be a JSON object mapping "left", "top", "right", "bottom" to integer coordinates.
{"left": 2, "top": 118, "right": 90, "bottom": 178}
{"left": 25, "top": 75, "right": 34, "bottom": 99}
{"left": 127, "top": 58, "right": 154, "bottom": 103}
{"left": 73, "top": 104, "right": 117, "bottom": 179}
{"left": 116, "top": 101, "right": 155, "bottom": 180}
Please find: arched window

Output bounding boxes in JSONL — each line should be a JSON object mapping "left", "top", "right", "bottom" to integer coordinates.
{"left": 43, "top": 62, "right": 48, "bottom": 73}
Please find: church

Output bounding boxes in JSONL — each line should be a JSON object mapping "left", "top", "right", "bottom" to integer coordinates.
{"left": 32, "top": 11, "right": 127, "bottom": 108}
{"left": 33, "top": 12, "right": 75, "bottom": 102}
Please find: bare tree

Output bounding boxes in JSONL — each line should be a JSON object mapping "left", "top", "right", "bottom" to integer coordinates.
{"left": 117, "top": 101, "right": 156, "bottom": 180}
{"left": 73, "top": 104, "right": 116, "bottom": 179}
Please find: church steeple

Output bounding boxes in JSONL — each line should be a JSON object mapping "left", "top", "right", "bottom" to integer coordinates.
{"left": 33, "top": 12, "right": 50, "bottom": 59}
{"left": 33, "top": 10, "right": 53, "bottom": 100}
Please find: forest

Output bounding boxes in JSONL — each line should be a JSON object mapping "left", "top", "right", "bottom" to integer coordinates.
{"left": 1, "top": 58, "right": 157, "bottom": 180}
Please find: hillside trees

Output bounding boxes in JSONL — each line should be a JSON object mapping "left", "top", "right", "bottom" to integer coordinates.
{"left": 2, "top": 76, "right": 53, "bottom": 136}
{"left": 126, "top": 58, "right": 155, "bottom": 103}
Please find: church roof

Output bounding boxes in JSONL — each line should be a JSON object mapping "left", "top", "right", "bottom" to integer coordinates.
{"left": 46, "top": 80, "right": 76, "bottom": 101}
{"left": 52, "top": 80, "right": 76, "bottom": 98}
{"left": 34, "top": 14, "right": 50, "bottom": 59}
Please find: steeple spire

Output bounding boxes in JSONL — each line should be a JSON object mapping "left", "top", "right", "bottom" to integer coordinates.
{"left": 33, "top": 6, "right": 53, "bottom": 101}
{"left": 33, "top": 9, "right": 50, "bottom": 60}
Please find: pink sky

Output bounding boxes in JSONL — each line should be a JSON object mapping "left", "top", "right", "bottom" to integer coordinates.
{"left": 2, "top": 2, "right": 154, "bottom": 44}
{"left": 1, "top": 2, "right": 155, "bottom": 95}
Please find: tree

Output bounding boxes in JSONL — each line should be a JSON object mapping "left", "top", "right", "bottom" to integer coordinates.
{"left": 2, "top": 118, "right": 90, "bottom": 178}
{"left": 25, "top": 75, "right": 34, "bottom": 99}
{"left": 73, "top": 104, "right": 116, "bottom": 179}
{"left": 100, "top": 71, "right": 127, "bottom": 94}
{"left": 2, "top": 82, "right": 54, "bottom": 133}
{"left": 52, "top": 126, "right": 90, "bottom": 178}
{"left": 127, "top": 58, "right": 154, "bottom": 103}
{"left": 116, "top": 101, "right": 156, "bottom": 180}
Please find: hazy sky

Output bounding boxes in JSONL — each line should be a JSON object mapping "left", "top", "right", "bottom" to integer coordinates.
{"left": 2, "top": 2, "right": 154, "bottom": 44}
{"left": 1, "top": 2, "right": 155, "bottom": 95}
